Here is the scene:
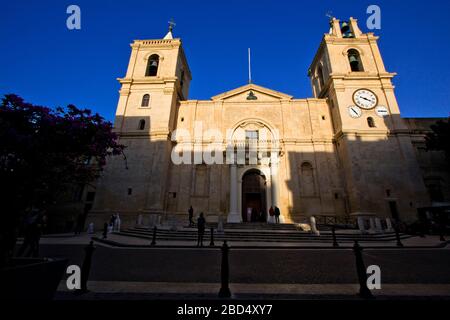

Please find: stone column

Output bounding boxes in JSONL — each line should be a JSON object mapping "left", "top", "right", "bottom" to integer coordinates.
{"left": 369, "top": 217, "right": 376, "bottom": 234}
{"left": 386, "top": 218, "right": 394, "bottom": 232}
{"left": 270, "top": 162, "right": 280, "bottom": 207}
{"left": 357, "top": 217, "right": 366, "bottom": 233}
{"left": 375, "top": 218, "right": 383, "bottom": 232}
{"left": 270, "top": 161, "right": 282, "bottom": 223}
{"left": 227, "top": 164, "right": 241, "bottom": 223}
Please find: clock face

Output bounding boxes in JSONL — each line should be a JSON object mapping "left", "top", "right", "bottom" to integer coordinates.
{"left": 348, "top": 106, "right": 362, "bottom": 118}
{"left": 375, "top": 106, "right": 389, "bottom": 117}
{"left": 353, "top": 89, "right": 378, "bottom": 109}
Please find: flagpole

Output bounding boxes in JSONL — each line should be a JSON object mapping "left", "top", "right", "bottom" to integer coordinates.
{"left": 248, "top": 48, "right": 252, "bottom": 84}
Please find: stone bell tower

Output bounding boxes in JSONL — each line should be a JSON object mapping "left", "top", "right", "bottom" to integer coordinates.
{"left": 308, "top": 17, "right": 429, "bottom": 222}
{"left": 91, "top": 23, "right": 192, "bottom": 222}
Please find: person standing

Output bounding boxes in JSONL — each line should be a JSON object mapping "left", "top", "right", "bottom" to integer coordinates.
{"left": 188, "top": 206, "right": 194, "bottom": 227}
{"left": 74, "top": 214, "right": 84, "bottom": 235}
{"left": 274, "top": 206, "right": 281, "bottom": 224}
{"left": 269, "top": 206, "right": 275, "bottom": 223}
{"left": 109, "top": 214, "right": 116, "bottom": 229}
{"left": 250, "top": 208, "right": 258, "bottom": 222}
{"left": 197, "top": 212, "right": 206, "bottom": 247}
{"left": 246, "top": 207, "right": 252, "bottom": 223}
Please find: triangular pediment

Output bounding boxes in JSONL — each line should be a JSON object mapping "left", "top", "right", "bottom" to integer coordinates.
{"left": 211, "top": 83, "right": 293, "bottom": 102}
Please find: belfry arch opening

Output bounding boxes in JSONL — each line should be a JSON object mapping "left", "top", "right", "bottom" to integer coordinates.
{"left": 241, "top": 169, "right": 267, "bottom": 223}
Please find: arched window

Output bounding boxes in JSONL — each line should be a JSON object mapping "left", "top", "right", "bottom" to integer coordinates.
{"left": 145, "top": 54, "right": 159, "bottom": 76}
{"left": 367, "top": 117, "right": 376, "bottom": 128}
{"left": 138, "top": 119, "right": 146, "bottom": 130}
{"left": 347, "top": 49, "right": 363, "bottom": 72}
{"left": 141, "top": 94, "right": 150, "bottom": 107}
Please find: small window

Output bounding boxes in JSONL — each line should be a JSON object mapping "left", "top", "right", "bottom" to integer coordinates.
{"left": 145, "top": 54, "right": 159, "bottom": 77}
{"left": 128, "top": 188, "right": 132, "bottom": 195}
{"left": 367, "top": 117, "right": 376, "bottom": 128}
{"left": 138, "top": 119, "right": 146, "bottom": 130}
{"left": 386, "top": 189, "right": 391, "bottom": 197}
{"left": 141, "top": 94, "right": 150, "bottom": 107}
{"left": 348, "top": 49, "right": 363, "bottom": 72}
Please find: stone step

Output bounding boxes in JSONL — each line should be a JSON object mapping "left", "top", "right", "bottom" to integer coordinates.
{"left": 132, "top": 226, "right": 404, "bottom": 238}
{"left": 118, "top": 227, "right": 412, "bottom": 243}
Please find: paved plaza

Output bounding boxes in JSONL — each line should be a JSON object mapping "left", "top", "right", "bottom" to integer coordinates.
{"left": 32, "top": 233, "right": 450, "bottom": 300}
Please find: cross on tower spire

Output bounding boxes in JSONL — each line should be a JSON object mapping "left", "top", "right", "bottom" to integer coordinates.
{"left": 168, "top": 18, "right": 176, "bottom": 33}
{"left": 164, "top": 18, "right": 176, "bottom": 39}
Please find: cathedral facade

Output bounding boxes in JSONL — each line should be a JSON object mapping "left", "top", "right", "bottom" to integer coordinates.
{"left": 88, "top": 18, "right": 448, "bottom": 228}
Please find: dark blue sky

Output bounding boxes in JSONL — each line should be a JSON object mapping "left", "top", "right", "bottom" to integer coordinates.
{"left": 2, "top": 0, "right": 449, "bottom": 121}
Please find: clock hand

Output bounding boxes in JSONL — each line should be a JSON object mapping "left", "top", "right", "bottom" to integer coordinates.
{"left": 360, "top": 97, "right": 372, "bottom": 102}
{"left": 350, "top": 107, "right": 358, "bottom": 116}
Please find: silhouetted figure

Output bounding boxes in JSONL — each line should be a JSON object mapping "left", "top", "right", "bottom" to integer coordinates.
{"left": 197, "top": 212, "right": 206, "bottom": 247}
{"left": 74, "top": 214, "right": 84, "bottom": 235}
{"left": 102, "top": 222, "right": 108, "bottom": 239}
{"left": 17, "top": 207, "right": 42, "bottom": 258}
{"left": 109, "top": 214, "right": 116, "bottom": 228}
{"left": 188, "top": 206, "right": 194, "bottom": 227}
{"left": 274, "top": 206, "right": 281, "bottom": 224}
{"left": 251, "top": 208, "right": 258, "bottom": 222}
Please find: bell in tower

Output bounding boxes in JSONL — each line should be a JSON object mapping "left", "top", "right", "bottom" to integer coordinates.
{"left": 340, "top": 21, "right": 354, "bottom": 38}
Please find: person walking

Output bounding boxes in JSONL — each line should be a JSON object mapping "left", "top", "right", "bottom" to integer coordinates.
{"left": 188, "top": 206, "right": 194, "bottom": 227}
{"left": 197, "top": 212, "right": 206, "bottom": 247}
{"left": 274, "top": 206, "right": 281, "bottom": 224}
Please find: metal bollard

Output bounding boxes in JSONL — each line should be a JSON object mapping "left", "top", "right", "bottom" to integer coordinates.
{"left": 80, "top": 240, "right": 96, "bottom": 293}
{"left": 218, "top": 241, "right": 231, "bottom": 298}
{"left": 210, "top": 228, "right": 215, "bottom": 247}
{"left": 102, "top": 222, "right": 108, "bottom": 239}
{"left": 439, "top": 227, "right": 446, "bottom": 242}
{"left": 353, "top": 241, "right": 374, "bottom": 299}
{"left": 151, "top": 226, "right": 157, "bottom": 246}
{"left": 394, "top": 225, "right": 404, "bottom": 247}
{"left": 439, "top": 218, "right": 446, "bottom": 242}
{"left": 332, "top": 225, "right": 339, "bottom": 247}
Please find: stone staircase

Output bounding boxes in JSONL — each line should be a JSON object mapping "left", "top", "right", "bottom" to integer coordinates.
{"left": 115, "top": 224, "right": 412, "bottom": 244}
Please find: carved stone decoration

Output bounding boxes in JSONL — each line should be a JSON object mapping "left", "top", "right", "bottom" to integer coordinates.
{"left": 246, "top": 91, "right": 258, "bottom": 100}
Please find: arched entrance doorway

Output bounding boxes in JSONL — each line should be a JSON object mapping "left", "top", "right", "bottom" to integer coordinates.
{"left": 241, "top": 169, "right": 267, "bottom": 222}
